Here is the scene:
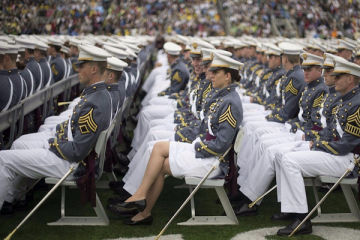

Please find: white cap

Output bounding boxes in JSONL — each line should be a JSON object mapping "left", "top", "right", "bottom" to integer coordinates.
{"left": 3, "top": 44, "right": 19, "bottom": 54}
{"left": 201, "top": 48, "right": 232, "bottom": 65}
{"left": 16, "top": 38, "right": 37, "bottom": 50}
{"left": 107, "top": 57, "right": 128, "bottom": 72}
{"left": 232, "top": 39, "right": 247, "bottom": 49}
{"left": 35, "top": 41, "right": 50, "bottom": 51}
{"left": 75, "top": 45, "right": 112, "bottom": 64}
{"left": 279, "top": 42, "right": 303, "bottom": 55}
{"left": 0, "top": 43, "right": 9, "bottom": 54}
{"left": 265, "top": 44, "right": 282, "bottom": 56}
{"left": 190, "top": 38, "right": 215, "bottom": 56}
{"left": 123, "top": 43, "right": 141, "bottom": 53}
{"left": 176, "top": 34, "right": 189, "bottom": 45}
{"left": 60, "top": 46, "right": 70, "bottom": 54}
{"left": 47, "top": 37, "right": 63, "bottom": 47}
{"left": 322, "top": 53, "right": 342, "bottom": 69}
{"left": 164, "top": 42, "right": 182, "bottom": 55}
{"left": 336, "top": 39, "right": 356, "bottom": 51}
{"left": 103, "top": 45, "right": 129, "bottom": 60}
{"left": 102, "top": 41, "right": 127, "bottom": 51}
{"left": 209, "top": 52, "right": 244, "bottom": 71}
{"left": 125, "top": 47, "right": 137, "bottom": 60}
{"left": 69, "top": 38, "right": 81, "bottom": 47}
{"left": 331, "top": 57, "right": 360, "bottom": 77}
{"left": 311, "top": 41, "right": 327, "bottom": 52}
{"left": 300, "top": 53, "right": 324, "bottom": 69}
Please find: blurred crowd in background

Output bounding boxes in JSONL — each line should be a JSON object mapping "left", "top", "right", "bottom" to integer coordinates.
{"left": 1, "top": 0, "right": 360, "bottom": 39}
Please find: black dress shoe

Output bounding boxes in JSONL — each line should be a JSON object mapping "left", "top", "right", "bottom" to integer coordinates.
{"left": 113, "top": 185, "right": 129, "bottom": 195}
{"left": 233, "top": 202, "right": 258, "bottom": 216}
{"left": 13, "top": 199, "right": 28, "bottom": 211}
{"left": 109, "top": 181, "right": 125, "bottom": 190}
{"left": 319, "top": 184, "right": 342, "bottom": 193}
{"left": 113, "top": 167, "right": 129, "bottom": 177}
{"left": 107, "top": 204, "right": 139, "bottom": 217}
{"left": 26, "top": 188, "right": 34, "bottom": 201}
{"left": 271, "top": 212, "right": 295, "bottom": 221}
{"left": 0, "top": 201, "right": 14, "bottom": 215}
{"left": 108, "top": 192, "right": 132, "bottom": 204}
{"left": 115, "top": 199, "right": 146, "bottom": 212}
{"left": 116, "top": 152, "right": 130, "bottom": 166}
{"left": 277, "top": 219, "right": 312, "bottom": 236}
{"left": 123, "top": 215, "right": 153, "bottom": 226}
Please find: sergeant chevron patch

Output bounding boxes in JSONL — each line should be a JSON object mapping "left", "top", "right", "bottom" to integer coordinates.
{"left": 313, "top": 93, "right": 324, "bottom": 108}
{"left": 172, "top": 71, "right": 182, "bottom": 83}
{"left": 285, "top": 79, "right": 298, "bottom": 95}
{"left": 219, "top": 105, "right": 237, "bottom": 128}
{"left": 345, "top": 107, "right": 360, "bottom": 137}
{"left": 78, "top": 108, "right": 97, "bottom": 134}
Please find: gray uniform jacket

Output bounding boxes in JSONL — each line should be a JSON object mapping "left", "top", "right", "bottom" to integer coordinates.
{"left": 194, "top": 84, "right": 243, "bottom": 177}
{"left": 107, "top": 83, "right": 122, "bottom": 119}
{"left": 48, "top": 81, "right": 112, "bottom": 163}
{"left": 51, "top": 54, "right": 67, "bottom": 82}
{"left": 6, "top": 68, "right": 26, "bottom": 105}
{"left": 38, "top": 58, "right": 53, "bottom": 87}
{"left": 267, "top": 65, "right": 305, "bottom": 122}
{"left": 24, "top": 57, "right": 44, "bottom": 91}
{"left": 263, "top": 65, "right": 286, "bottom": 108}
{"left": 158, "top": 58, "right": 190, "bottom": 96}
{"left": 312, "top": 86, "right": 360, "bottom": 177}
{"left": 305, "top": 86, "right": 342, "bottom": 141}
{"left": 288, "top": 77, "right": 329, "bottom": 132}
{"left": 20, "top": 67, "right": 35, "bottom": 96}
{"left": 0, "top": 74, "right": 13, "bottom": 111}
{"left": 70, "top": 56, "right": 79, "bottom": 74}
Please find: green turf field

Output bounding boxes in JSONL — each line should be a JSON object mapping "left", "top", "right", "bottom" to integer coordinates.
{"left": 1, "top": 176, "right": 360, "bottom": 240}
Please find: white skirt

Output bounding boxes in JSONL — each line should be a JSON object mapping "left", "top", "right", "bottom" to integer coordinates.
{"left": 169, "top": 142, "right": 222, "bottom": 179}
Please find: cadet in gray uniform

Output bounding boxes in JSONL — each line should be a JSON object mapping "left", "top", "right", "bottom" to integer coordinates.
{"left": 17, "top": 39, "right": 44, "bottom": 92}
{"left": 0, "top": 44, "right": 13, "bottom": 111}
{"left": 107, "top": 52, "right": 243, "bottom": 225}
{"left": 48, "top": 40, "right": 67, "bottom": 82}
{"left": 104, "top": 57, "right": 128, "bottom": 117}
{"left": 2, "top": 45, "right": 26, "bottom": 105}
{"left": 0, "top": 45, "right": 112, "bottom": 215}
{"left": 34, "top": 41, "right": 53, "bottom": 87}
{"left": 158, "top": 42, "right": 190, "bottom": 96}
{"left": 274, "top": 57, "right": 360, "bottom": 236}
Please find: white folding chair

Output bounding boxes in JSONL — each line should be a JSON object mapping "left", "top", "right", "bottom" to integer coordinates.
{"left": 310, "top": 175, "right": 360, "bottom": 223}
{"left": 45, "top": 121, "right": 115, "bottom": 226}
{"left": 176, "top": 128, "right": 244, "bottom": 226}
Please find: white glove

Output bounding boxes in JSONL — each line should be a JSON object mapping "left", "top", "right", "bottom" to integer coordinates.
{"left": 291, "top": 141, "right": 310, "bottom": 152}
{"left": 295, "top": 130, "right": 305, "bottom": 141}
{"left": 262, "top": 110, "right": 272, "bottom": 117}
{"left": 42, "top": 139, "right": 50, "bottom": 150}
{"left": 280, "top": 122, "right": 292, "bottom": 133}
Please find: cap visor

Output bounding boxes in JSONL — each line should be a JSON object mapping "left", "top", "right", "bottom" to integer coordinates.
{"left": 190, "top": 53, "right": 202, "bottom": 58}
{"left": 320, "top": 65, "right": 333, "bottom": 69}
{"left": 330, "top": 72, "right": 344, "bottom": 76}
{"left": 200, "top": 60, "right": 212, "bottom": 66}
{"left": 74, "top": 60, "right": 85, "bottom": 65}
{"left": 301, "top": 65, "right": 314, "bottom": 69}
{"left": 209, "top": 66, "right": 222, "bottom": 71}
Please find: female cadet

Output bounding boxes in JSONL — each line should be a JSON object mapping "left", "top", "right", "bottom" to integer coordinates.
{"left": 108, "top": 53, "right": 244, "bottom": 225}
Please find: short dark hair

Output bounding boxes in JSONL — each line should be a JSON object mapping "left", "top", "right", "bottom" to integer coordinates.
{"left": 27, "top": 49, "right": 34, "bottom": 54}
{"left": 284, "top": 54, "right": 300, "bottom": 64}
{"left": 89, "top": 61, "right": 107, "bottom": 75}
{"left": 6, "top": 53, "right": 17, "bottom": 62}
{"left": 107, "top": 69, "right": 122, "bottom": 81}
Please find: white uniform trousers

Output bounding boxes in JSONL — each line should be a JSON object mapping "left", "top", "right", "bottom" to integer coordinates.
{"left": 237, "top": 132, "right": 295, "bottom": 186}
{"left": 131, "top": 105, "right": 174, "bottom": 150}
{"left": 0, "top": 148, "right": 76, "bottom": 206}
{"left": 239, "top": 141, "right": 301, "bottom": 205}
{"left": 148, "top": 96, "right": 177, "bottom": 108}
{"left": 238, "top": 122, "right": 284, "bottom": 168}
{"left": 141, "top": 65, "right": 168, "bottom": 93}
{"left": 11, "top": 132, "right": 53, "bottom": 150}
{"left": 277, "top": 150, "right": 353, "bottom": 213}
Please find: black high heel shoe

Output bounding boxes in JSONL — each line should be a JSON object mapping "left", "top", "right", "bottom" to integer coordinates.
{"left": 116, "top": 199, "right": 146, "bottom": 212}
{"left": 123, "top": 215, "right": 153, "bottom": 226}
